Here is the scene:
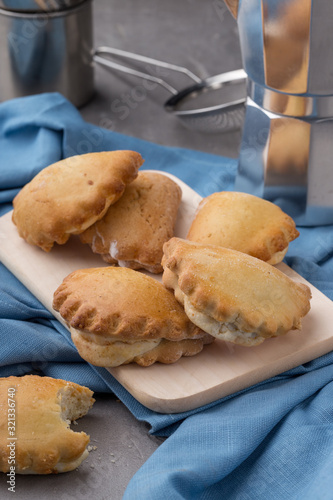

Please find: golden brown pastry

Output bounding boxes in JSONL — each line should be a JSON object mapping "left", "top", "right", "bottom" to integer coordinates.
{"left": 162, "top": 238, "right": 311, "bottom": 346}
{"left": 53, "top": 267, "right": 213, "bottom": 367}
{"left": 0, "top": 375, "right": 94, "bottom": 474}
{"left": 187, "top": 191, "right": 299, "bottom": 264}
{"left": 12, "top": 150, "right": 143, "bottom": 252}
{"left": 80, "top": 171, "right": 182, "bottom": 273}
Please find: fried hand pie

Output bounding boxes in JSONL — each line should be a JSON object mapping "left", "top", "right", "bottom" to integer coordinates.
{"left": 80, "top": 171, "right": 182, "bottom": 273}
{"left": 0, "top": 375, "right": 94, "bottom": 474}
{"left": 12, "top": 150, "right": 143, "bottom": 251}
{"left": 162, "top": 238, "right": 311, "bottom": 346}
{"left": 53, "top": 267, "right": 213, "bottom": 367}
{"left": 187, "top": 191, "right": 299, "bottom": 264}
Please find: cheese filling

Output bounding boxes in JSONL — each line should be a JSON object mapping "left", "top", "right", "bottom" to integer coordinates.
{"left": 108, "top": 240, "right": 161, "bottom": 273}
{"left": 183, "top": 297, "right": 264, "bottom": 346}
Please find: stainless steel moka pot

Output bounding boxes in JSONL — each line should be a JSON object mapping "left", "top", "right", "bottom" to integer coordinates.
{"left": 225, "top": 0, "right": 333, "bottom": 225}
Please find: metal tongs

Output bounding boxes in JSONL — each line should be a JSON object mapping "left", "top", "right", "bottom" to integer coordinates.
{"left": 93, "top": 46, "right": 247, "bottom": 133}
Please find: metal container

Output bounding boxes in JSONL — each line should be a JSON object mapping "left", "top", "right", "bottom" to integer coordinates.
{"left": 0, "top": 0, "right": 94, "bottom": 107}
{"left": 0, "top": 1, "right": 85, "bottom": 12}
{"left": 225, "top": 0, "right": 333, "bottom": 226}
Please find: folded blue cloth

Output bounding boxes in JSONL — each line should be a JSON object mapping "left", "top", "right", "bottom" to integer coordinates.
{"left": 1, "top": 93, "right": 333, "bottom": 499}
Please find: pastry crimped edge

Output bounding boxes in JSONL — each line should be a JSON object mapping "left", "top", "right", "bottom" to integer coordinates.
{"left": 79, "top": 171, "right": 182, "bottom": 274}
{"left": 0, "top": 375, "right": 94, "bottom": 474}
{"left": 162, "top": 238, "right": 312, "bottom": 346}
{"left": 53, "top": 266, "right": 213, "bottom": 367}
{"left": 70, "top": 327, "right": 214, "bottom": 367}
{"left": 187, "top": 191, "right": 299, "bottom": 265}
{"left": 12, "top": 150, "right": 143, "bottom": 252}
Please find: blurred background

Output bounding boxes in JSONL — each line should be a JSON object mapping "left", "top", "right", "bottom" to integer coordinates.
{"left": 81, "top": 0, "right": 243, "bottom": 158}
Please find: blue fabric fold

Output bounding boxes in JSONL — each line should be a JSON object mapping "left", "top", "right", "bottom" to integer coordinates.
{"left": 124, "top": 362, "right": 333, "bottom": 500}
{"left": 1, "top": 93, "right": 333, "bottom": 499}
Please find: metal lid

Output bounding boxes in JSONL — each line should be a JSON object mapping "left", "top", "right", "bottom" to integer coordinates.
{"left": 0, "top": 0, "right": 85, "bottom": 12}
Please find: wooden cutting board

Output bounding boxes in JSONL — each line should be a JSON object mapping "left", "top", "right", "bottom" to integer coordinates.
{"left": 1, "top": 171, "right": 333, "bottom": 414}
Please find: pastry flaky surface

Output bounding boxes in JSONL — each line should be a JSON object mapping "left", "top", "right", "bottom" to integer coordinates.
{"left": 162, "top": 238, "right": 312, "bottom": 347}
{"left": 0, "top": 375, "right": 94, "bottom": 474}
{"left": 53, "top": 267, "right": 213, "bottom": 367}
{"left": 80, "top": 171, "right": 182, "bottom": 273}
{"left": 187, "top": 191, "right": 299, "bottom": 264}
{"left": 12, "top": 150, "right": 143, "bottom": 252}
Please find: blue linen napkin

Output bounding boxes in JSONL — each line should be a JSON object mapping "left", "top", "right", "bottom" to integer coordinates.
{"left": 1, "top": 93, "right": 333, "bottom": 499}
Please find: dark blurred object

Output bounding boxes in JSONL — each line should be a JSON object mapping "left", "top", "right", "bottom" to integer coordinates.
{"left": 0, "top": 0, "right": 85, "bottom": 12}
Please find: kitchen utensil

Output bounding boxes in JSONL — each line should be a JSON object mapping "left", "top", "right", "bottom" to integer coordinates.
{"left": 94, "top": 46, "right": 247, "bottom": 133}
{"left": 0, "top": 0, "right": 247, "bottom": 132}
{"left": 224, "top": 0, "right": 333, "bottom": 225}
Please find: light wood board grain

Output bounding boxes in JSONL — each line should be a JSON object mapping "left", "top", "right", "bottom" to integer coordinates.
{"left": 1, "top": 171, "right": 332, "bottom": 413}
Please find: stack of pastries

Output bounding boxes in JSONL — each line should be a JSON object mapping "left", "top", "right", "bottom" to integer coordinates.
{"left": 3, "top": 150, "right": 312, "bottom": 475}
{"left": 11, "top": 151, "right": 311, "bottom": 369}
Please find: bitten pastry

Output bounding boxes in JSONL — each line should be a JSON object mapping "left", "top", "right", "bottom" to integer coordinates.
{"left": 187, "top": 191, "right": 299, "bottom": 264}
{"left": 12, "top": 150, "right": 143, "bottom": 252}
{"left": 0, "top": 375, "right": 94, "bottom": 474}
{"left": 80, "top": 171, "right": 182, "bottom": 273}
{"left": 162, "top": 238, "right": 311, "bottom": 346}
{"left": 53, "top": 267, "right": 214, "bottom": 367}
